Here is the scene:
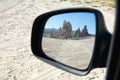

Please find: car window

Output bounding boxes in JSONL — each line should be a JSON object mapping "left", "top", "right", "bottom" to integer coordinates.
{"left": 0, "top": 0, "right": 115, "bottom": 80}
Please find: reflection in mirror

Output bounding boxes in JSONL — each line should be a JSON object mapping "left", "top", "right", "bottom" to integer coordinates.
{"left": 42, "top": 12, "right": 96, "bottom": 69}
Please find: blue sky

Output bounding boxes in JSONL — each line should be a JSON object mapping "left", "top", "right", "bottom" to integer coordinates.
{"left": 45, "top": 12, "right": 96, "bottom": 34}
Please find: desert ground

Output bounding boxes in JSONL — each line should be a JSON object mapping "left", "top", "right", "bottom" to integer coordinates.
{"left": 0, "top": 0, "right": 115, "bottom": 80}
{"left": 42, "top": 37, "right": 94, "bottom": 69}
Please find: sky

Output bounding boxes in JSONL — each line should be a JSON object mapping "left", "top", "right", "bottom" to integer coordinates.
{"left": 45, "top": 12, "right": 96, "bottom": 34}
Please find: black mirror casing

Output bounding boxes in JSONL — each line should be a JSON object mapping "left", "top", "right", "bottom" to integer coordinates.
{"left": 31, "top": 8, "right": 111, "bottom": 75}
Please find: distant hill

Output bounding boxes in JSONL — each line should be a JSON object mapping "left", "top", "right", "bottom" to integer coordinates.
{"left": 43, "top": 28, "right": 59, "bottom": 38}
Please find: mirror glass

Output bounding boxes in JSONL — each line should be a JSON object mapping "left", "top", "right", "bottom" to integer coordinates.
{"left": 42, "top": 12, "right": 96, "bottom": 69}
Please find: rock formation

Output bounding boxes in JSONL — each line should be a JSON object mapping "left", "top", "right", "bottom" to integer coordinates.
{"left": 74, "top": 25, "right": 89, "bottom": 38}
{"left": 53, "top": 21, "right": 90, "bottom": 39}
{"left": 75, "top": 28, "right": 82, "bottom": 38}
{"left": 82, "top": 25, "right": 89, "bottom": 37}
{"left": 59, "top": 20, "right": 72, "bottom": 39}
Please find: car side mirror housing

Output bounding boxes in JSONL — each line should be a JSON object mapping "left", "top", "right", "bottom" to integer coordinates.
{"left": 31, "top": 8, "right": 111, "bottom": 76}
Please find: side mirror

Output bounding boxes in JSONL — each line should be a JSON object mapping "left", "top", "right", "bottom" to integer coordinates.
{"left": 31, "top": 8, "right": 111, "bottom": 75}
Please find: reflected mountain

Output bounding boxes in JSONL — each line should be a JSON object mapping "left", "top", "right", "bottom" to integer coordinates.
{"left": 43, "top": 20, "right": 95, "bottom": 39}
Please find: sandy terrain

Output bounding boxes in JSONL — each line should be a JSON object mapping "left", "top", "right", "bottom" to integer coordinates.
{"left": 0, "top": 0, "right": 115, "bottom": 80}
{"left": 42, "top": 37, "right": 94, "bottom": 69}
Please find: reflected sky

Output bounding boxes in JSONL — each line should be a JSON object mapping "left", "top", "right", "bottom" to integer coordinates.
{"left": 45, "top": 12, "right": 96, "bottom": 34}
